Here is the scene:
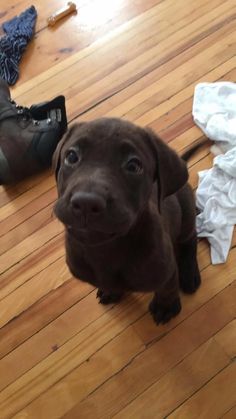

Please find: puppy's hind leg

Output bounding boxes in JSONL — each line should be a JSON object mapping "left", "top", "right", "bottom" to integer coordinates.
{"left": 178, "top": 234, "right": 201, "bottom": 294}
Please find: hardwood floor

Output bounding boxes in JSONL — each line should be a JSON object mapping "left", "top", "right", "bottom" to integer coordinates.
{"left": 0, "top": 0, "right": 235, "bottom": 417}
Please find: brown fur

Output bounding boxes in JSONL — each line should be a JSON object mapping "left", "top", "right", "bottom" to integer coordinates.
{"left": 53, "top": 118, "right": 201, "bottom": 324}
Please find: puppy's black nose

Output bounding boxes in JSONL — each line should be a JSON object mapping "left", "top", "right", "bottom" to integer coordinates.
{"left": 70, "top": 192, "right": 106, "bottom": 216}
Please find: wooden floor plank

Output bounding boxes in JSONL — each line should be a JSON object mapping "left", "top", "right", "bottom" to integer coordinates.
{"left": 0, "top": 279, "right": 92, "bottom": 359}
{"left": 56, "top": 283, "right": 236, "bottom": 419}
{"left": 0, "top": 0, "right": 235, "bottom": 417}
{"left": 2, "top": 0, "right": 162, "bottom": 85}
{"left": 0, "top": 252, "right": 68, "bottom": 328}
{"left": 14, "top": 327, "right": 145, "bottom": 419}
{"left": 0, "top": 201, "right": 54, "bottom": 255}
{"left": 0, "top": 294, "right": 149, "bottom": 418}
{"left": 0, "top": 176, "right": 55, "bottom": 220}
{"left": 0, "top": 234, "right": 64, "bottom": 301}
{"left": 82, "top": 56, "right": 235, "bottom": 130}
{"left": 0, "top": 276, "right": 232, "bottom": 417}
{"left": 114, "top": 322, "right": 235, "bottom": 419}
{"left": 14, "top": 1, "right": 235, "bottom": 107}
{"left": 47, "top": 21, "right": 236, "bottom": 121}
{"left": 214, "top": 320, "right": 236, "bottom": 359}
{"left": 0, "top": 219, "right": 62, "bottom": 276}
{"left": 0, "top": 171, "right": 51, "bottom": 208}
{"left": 222, "top": 406, "right": 236, "bottom": 419}
{"left": 169, "top": 362, "right": 236, "bottom": 419}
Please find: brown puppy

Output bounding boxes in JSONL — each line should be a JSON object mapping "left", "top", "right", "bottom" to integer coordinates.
{"left": 53, "top": 118, "right": 201, "bottom": 325}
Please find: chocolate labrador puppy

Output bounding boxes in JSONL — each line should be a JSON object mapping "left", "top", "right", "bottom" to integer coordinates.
{"left": 53, "top": 118, "right": 201, "bottom": 324}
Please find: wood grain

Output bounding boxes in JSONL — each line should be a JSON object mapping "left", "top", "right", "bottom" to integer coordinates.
{"left": 61, "top": 283, "right": 236, "bottom": 419}
{"left": 114, "top": 329, "right": 233, "bottom": 419}
{"left": 169, "top": 362, "right": 236, "bottom": 419}
{"left": 0, "top": 0, "right": 235, "bottom": 417}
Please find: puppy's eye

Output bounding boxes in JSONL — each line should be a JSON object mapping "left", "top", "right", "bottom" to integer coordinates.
{"left": 124, "top": 157, "right": 143, "bottom": 174}
{"left": 64, "top": 149, "right": 79, "bottom": 166}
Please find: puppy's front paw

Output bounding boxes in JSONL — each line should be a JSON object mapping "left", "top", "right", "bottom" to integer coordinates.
{"left": 96, "top": 289, "right": 123, "bottom": 305}
{"left": 149, "top": 297, "right": 181, "bottom": 324}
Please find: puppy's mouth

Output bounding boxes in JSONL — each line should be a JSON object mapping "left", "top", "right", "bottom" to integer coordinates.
{"left": 66, "top": 225, "right": 126, "bottom": 246}
{"left": 54, "top": 199, "right": 133, "bottom": 246}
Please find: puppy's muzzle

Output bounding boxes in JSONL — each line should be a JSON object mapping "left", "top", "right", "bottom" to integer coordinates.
{"left": 70, "top": 191, "right": 107, "bottom": 220}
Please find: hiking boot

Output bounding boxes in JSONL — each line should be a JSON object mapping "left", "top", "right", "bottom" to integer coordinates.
{"left": 0, "top": 77, "right": 67, "bottom": 184}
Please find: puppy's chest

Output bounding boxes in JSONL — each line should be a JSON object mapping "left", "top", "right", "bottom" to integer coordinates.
{"left": 82, "top": 240, "right": 162, "bottom": 292}
{"left": 86, "top": 245, "right": 129, "bottom": 279}
{"left": 69, "top": 241, "right": 140, "bottom": 291}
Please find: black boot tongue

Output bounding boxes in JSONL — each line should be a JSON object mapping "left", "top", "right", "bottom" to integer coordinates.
{"left": 30, "top": 95, "right": 67, "bottom": 135}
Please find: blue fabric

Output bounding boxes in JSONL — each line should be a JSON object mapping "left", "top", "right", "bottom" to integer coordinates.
{"left": 0, "top": 6, "right": 37, "bottom": 85}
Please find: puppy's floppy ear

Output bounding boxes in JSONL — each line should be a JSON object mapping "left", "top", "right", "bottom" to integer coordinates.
{"left": 52, "top": 124, "right": 81, "bottom": 179}
{"left": 145, "top": 128, "right": 188, "bottom": 208}
{"left": 52, "top": 134, "right": 68, "bottom": 179}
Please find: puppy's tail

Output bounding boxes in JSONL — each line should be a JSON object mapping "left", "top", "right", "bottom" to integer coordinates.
{"left": 181, "top": 138, "right": 209, "bottom": 162}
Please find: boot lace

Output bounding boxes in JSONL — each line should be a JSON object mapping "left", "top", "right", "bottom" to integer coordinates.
{"left": 10, "top": 99, "right": 39, "bottom": 124}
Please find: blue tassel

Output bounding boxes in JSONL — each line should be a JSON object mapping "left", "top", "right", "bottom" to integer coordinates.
{"left": 0, "top": 5, "right": 37, "bottom": 85}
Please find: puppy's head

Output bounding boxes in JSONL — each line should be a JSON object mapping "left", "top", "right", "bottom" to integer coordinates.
{"left": 53, "top": 118, "right": 188, "bottom": 245}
